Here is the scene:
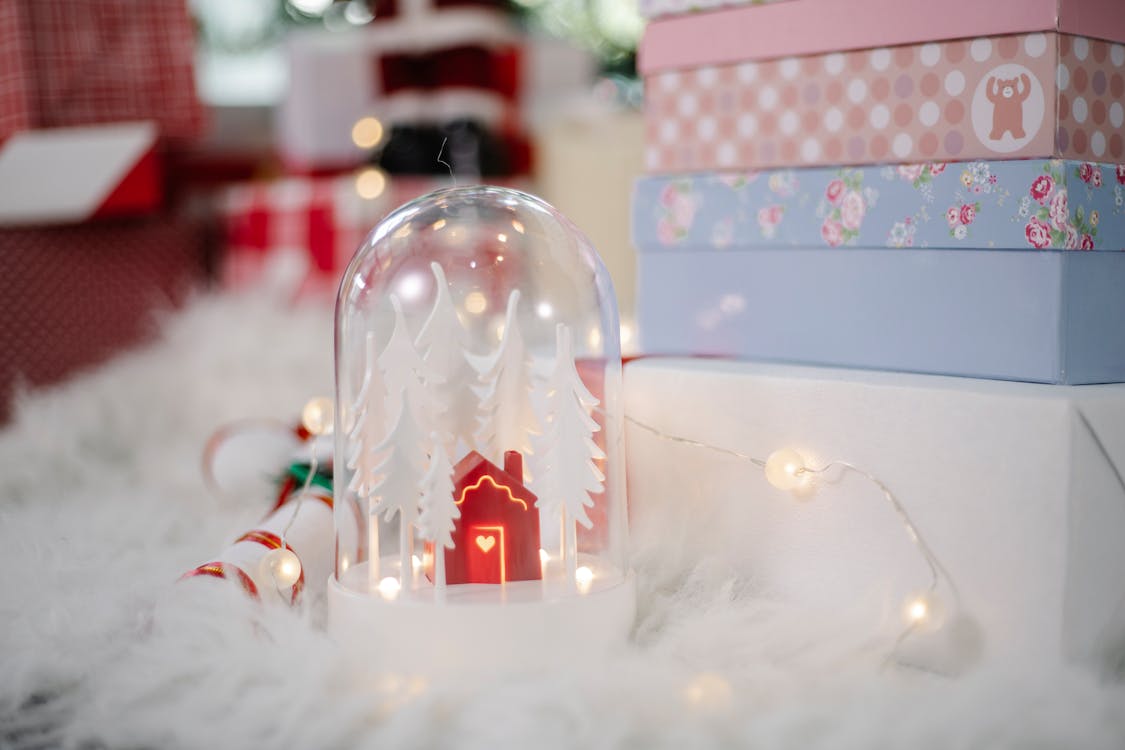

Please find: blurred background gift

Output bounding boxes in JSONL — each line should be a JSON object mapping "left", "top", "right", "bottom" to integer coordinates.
{"left": 0, "top": 0, "right": 647, "bottom": 421}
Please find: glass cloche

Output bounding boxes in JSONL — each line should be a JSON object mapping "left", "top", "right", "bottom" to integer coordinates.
{"left": 328, "top": 186, "right": 633, "bottom": 672}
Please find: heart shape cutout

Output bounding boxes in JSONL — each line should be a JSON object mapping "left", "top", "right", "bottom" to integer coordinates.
{"left": 475, "top": 534, "right": 496, "bottom": 554}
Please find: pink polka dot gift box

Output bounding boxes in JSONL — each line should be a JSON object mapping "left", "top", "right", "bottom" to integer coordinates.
{"left": 640, "top": 0, "right": 1125, "bottom": 172}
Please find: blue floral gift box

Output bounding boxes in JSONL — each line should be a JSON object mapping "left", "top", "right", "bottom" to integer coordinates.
{"left": 633, "top": 160, "right": 1125, "bottom": 252}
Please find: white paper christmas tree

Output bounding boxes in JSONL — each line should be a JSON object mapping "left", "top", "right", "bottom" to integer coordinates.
{"left": 415, "top": 263, "right": 479, "bottom": 457}
{"left": 476, "top": 289, "right": 538, "bottom": 468}
{"left": 416, "top": 435, "right": 459, "bottom": 595}
{"left": 370, "top": 391, "right": 428, "bottom": 584}
{"left": 534, "top": 323, "right": 605, "bottom": 580}
{"left": 347, "top": 331, "right": 387, "bottom": 499}
{"left": 380, "top": 294, "right": 442, "bottom": 434}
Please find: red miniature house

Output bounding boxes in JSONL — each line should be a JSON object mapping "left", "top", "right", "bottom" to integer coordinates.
{"left": 429, "top": 449, "right": 541, "bottom": 585}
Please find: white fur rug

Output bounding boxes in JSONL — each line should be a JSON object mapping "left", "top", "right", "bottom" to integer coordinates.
{"left": 2, "top": 291, "right": 1125, "bottom": 750}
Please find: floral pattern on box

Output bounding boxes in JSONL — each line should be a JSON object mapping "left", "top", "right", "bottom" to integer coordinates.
{"left": 634, "top": 159, "right": 1125, "bottom": 251}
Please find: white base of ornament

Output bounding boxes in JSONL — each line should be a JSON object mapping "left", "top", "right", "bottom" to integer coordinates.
{"left": 326, "top": 556, "right": 636, "bottom": 675}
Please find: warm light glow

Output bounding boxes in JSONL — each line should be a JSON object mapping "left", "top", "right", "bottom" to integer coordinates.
{"left": 764, "top": 449, "right": 808, "bottom": 491}
{"left": 539, "top": 548, "right": 550, "bottom": 564}
{"left": 397, "top": 272, "right": 426, "bottom": 301}
{"left": 301, "top": 397, "right": 334, "bottom": 436}
{"left": 377, "top": 576, "right": 401, "bottom": 600}
{"left": 455, "top": 475, "right": 528, "bottom": 510}
{"left": 392, "top": 225, "right": 412, "bottom": 240}
{"left": 588, "top": 328, "right": 602, "bottom": 349}
{"left": 575, "top": 566, "right": 594, "bottom": 593}
{"left": 495, "top": 255, "right": 504, "bottom": 262}
{"left": 431, "top": 219, "right": 447, "bottom": 231}
{"left": 495, "top": 323, "right": 505, "bottom": 342}
{"left": 620, "top": 322, "right": 635, "bottom": 345}
{"left": 464, "top": 291, "right": 488, "bottom": 314}
{"left": 497, "top": 233, "right": 508, "bottom": 243}
{"left": 411, "top": 555, "right": 422, "bottom": 570}
{"left": 683, "top": 672, "right": 733, "bottom": 712}
{"left": 511, "top": 219, "right": 525, "bottom": 234}
{"left": 536, "top": 302, "right": 553, "bottom": 319}
{"left": 473, "top": 525, "right": 506, "bottom": 583}
{"left": 351, "top": 116, "right": 384, "bottom": 149}
{"left": 902, "top": 592, "right": 945, "bottom": 631}
{"left": 354, "top": 167, "right": 386, "bottom": 200}
{"left": 262, "top": 548, "right": 302, "bottom": 588}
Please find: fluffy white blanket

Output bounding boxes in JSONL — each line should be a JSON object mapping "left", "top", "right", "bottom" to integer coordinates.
{"left": 2, "top": 292, "right": 1124, "bottom": 749}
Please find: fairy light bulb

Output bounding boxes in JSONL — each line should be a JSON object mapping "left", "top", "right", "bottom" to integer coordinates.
{"left": 683, "top": 672, "right": 733, "bottom": 712}
{"left": 261, "top": 548, "right": 302, "bottom": 588}
{"left": 902, "top": 591, "right": 945, "bottom": 632}
{"left": 302, "top": 397, "right": 334, "bottom": 436}
{"left": 764, "top": 449, "right": 808, "bottom": 491}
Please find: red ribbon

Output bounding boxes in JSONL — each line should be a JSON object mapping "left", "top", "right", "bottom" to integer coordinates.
{"left": 234, "top": 530, "right": 306, "bottom": 605}
{"left": 180, "top": 562, "right": 260, "bottom": 600}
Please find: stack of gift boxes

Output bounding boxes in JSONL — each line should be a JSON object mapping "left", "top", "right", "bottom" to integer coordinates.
{"left": 632, "top": 0, "right": 1125, "bottom": 384}
{"left": 627, "top": 0, "right": 1125, "bottom": 668}
{"left": 225, "top": 0, "right": 534, "bottom": 299}
{"left": 0, "top": 0, "right": 210, "bottom": 421}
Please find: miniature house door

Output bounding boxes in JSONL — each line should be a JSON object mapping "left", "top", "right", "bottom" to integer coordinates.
{"left": 467, "top": 524, "right": 505, "bottom": 584}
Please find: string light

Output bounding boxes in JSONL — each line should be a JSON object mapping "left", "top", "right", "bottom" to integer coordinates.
{"left": 624, "top": 413, "right": 962, "bottom": 666}
{"left": 260, "top": 548, "right": 302, "bottom": 588}
{"left": 902, "top": 591, "right": 945, "bottom": 632}
{"left": 351, "top": 116, "right": 384, "bottom": 149}
{"left": 682, "top": 672, "right": 733, "bottom": 712}
{"left": 355, "top": 168, "right": 387, "bottom": 200}
{"left": 764, "top": 449, "right": 810, "bottom": 491}
{"left": 302, "top": 397, "right": 334, "bottom": 436}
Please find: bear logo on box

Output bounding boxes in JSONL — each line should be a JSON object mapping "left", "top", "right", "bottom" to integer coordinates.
{"left": 970, "top": 63, "right": 1045, "bottom": 154}
{"left": 986, "top": 74, "right": 1031, "bottom": 140}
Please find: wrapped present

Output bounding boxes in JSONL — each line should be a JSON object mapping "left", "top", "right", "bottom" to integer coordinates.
{"left": 638, "top": 0, "right": 790, "bottom": 20}
{"left": 635, "top": 247, "right": 1125, "bottom": 383}
{"left": 218, "top": 173, "right": 532, "bottom": 300}
{"left": 0, "top": 0, "right": 34, "bottom": 139}
{"left": 632, "top": 160, "right": 1125, "bottom": 252}
{"left": 625, "top": 356, "right": 1125, "bottom": 666}
{"left": 0, "top": 122, "right": 162, "bottom": 226}
{"left": 0, "top": 215, "right": 211, "bottom": 421}
{"left": 644, "top": 32, "right": 1125, "bottom": 172}
{"left": 639, "top": 0, "right": 1125, "bottom": 171}
{"left": 0, "top": 0, "right": 203, "bottom": 142}
{"left": 277, "top": 11, "right": 522, "bottom": 171}
{"left": 639, "top": 0, "right": 1125, "bottom": 74}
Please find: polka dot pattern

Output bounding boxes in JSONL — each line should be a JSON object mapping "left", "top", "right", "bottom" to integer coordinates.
{"left": 1058, "top": 34, "right": 1125, "bottom": 160}
{"left": 646, "top": 32, "right": 1125, "bottom": 172}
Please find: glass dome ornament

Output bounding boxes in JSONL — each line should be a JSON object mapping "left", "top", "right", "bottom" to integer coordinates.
{"left": 328, "top": 186, "right": 634, "bottom": 672}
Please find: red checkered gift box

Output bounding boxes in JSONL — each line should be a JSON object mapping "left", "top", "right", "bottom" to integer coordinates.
{"left": 220, "top": 175, "right": 391, "bottom": 300}
{"left": 0, "top": 0, "right": 34, "bottom": 139}
{"left": 219, "top": 174, "right": 532, "bottom": 301}
{"left": 0, "top": 0, "right": 203, "bottom": 142}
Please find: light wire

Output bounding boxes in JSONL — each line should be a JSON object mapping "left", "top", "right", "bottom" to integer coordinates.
{"left": 623, "top": 412, "right": 960, "bottom": 663}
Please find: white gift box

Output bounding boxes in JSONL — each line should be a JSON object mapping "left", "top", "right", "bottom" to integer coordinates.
{"left": 624, "top": 358, "right": 1125, "bottom": 669}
